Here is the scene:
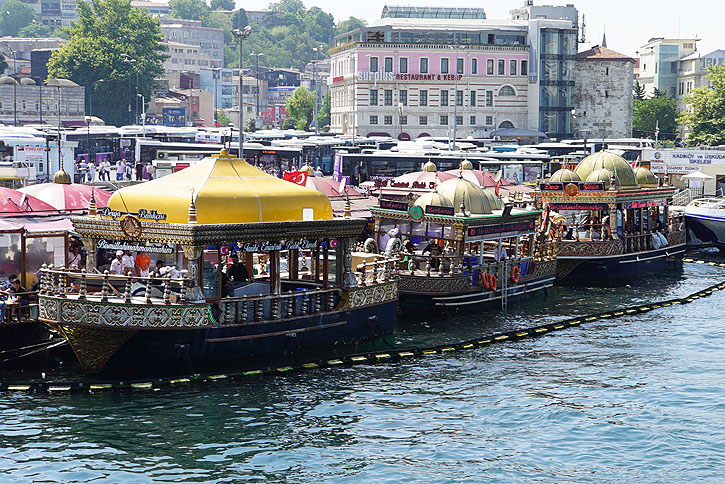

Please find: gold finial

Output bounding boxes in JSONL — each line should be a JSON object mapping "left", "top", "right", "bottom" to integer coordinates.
{"left": 88, "top": 187, "right": 97, "bottom": 217}
{"left": 220, "top": 148, "right": 229, "bottom": 157}
{"left": 343, "top": 186, "right": 351, "bottom": 218}
{"left": 187, "top": 188, "right": 197, "bottom": 224}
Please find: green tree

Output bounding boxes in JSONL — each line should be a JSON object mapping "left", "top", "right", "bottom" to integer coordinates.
{"left": 334, "top": 16, "right": 365, "bottom": 36}
{"left": 633, "top": 79, "right": 646, "bottom": 101}
{"left": 244, "top": 116, "right": 256, "bottom": 132}
{"left": 633, "top": 95, "right": 678, "bottom": 140}
{"left": 285, "top": 86, "right": 314, "bottom": 130}
{"left": 18, "top": 21, "right": 52, "bottom": 37}
{"left": 205, "top": 11, "right": 232, "bottom": 44}
{"left": 269, "top": 0, "right": 305, "bottom": 15}
{"left": 0, "top": 0, "right": 36, "bottom": 36}
{"left": 318, "top": 91, "right": 330, "bottom": 130}
{"left": 281, "top": 116, "right": 298, "bottom": 129}
{"left": 231, "top": 8, "right": 248, "bottom": 29}
{"left": 679, "top": 65, "right": 725, "bottom": 146}
{"left": 652, "top": 87, "right": 667, "bottom": 98}
{"left": 215, "top": 109, "right": 230, "bottom": 126}
{"left": 169, "top": 0, "right": 210, "bottom": 22}
{"left": 47, "top": 0, "right": 168, "bottom": 126}
{"left": 0, "top": 54, "right": 8, "bottom": 75}
{"left": 210, "top": 0, "right": 234, "bottom": 10}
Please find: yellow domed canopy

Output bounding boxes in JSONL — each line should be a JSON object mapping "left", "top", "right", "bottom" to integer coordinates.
{"left": 436, "top": 176, "right": 495, "bottom": 214}
{"left": 634, "top": 167, "right": 659, "bottom": 188}
{"left": 586, "top": 168, "right": 618, "bottom": 187}
{"left": 423, "top": 160, "right": 437, "bottom": 172}
{"left": 107, "top": 150, "right": 333, "bottom": 224}
{"left": 575, "top": 151, "right": 638, "bottom": 189}
{"left": 414, "top": 191, "right": 453, "bottom": 211}
{"left": 460, "top": 159, "right": 473, "bottom": 170}
{"left": 549, "top": 168, "right": 581, "bottom": 183}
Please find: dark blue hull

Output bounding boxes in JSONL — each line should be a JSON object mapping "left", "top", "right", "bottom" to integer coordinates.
{"left": 99, "top": 301, "right": 397, "bottom": 376}
{"left": 557, "top": 245, "right": 686, "bottom": 285}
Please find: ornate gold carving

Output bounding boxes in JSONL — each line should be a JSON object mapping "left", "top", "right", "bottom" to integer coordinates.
{"left": 57, "top": 325, "right": 135, "bottom": 373}
{"left": 347, "top": 281, "right": 398, "bottom": 309}
{"left": 120, "top": 215, "right": 143, "bottom": 238}
{"left": 557, "top": 240, "right": 623, "bottom": 257}
{"left": 399, "top": 274, "right": 470, "bottom": 295}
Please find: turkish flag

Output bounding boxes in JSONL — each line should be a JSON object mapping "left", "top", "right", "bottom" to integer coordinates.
{"left": 283, "top": 170, "right": 308, "bottom": 186}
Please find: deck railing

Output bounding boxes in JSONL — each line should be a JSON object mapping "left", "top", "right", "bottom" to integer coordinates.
{"left": 216, "top": 287, "right": 342, "bottom": 325}
{"left": 355, "top": 257, "right": 400, "bottom": 286}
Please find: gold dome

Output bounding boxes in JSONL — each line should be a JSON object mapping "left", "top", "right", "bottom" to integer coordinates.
{"left": 414, "top": 191, "right": 453, "bottom": 211}
{"left": 460, "top": 159, "right": 473, "bottom": 170}
{"left": 52, "top": 168, "right": 72, "bottom": 184}
{"left": 634, "top": 167, "right": 659, "bottom": 188}
{"left": 300, "top": 164, "right": 315, "bottom": 176}
{"left": 574, "top": 150, "right": 638, "bottom": 189}
{"left": 481, "top": 188, "right": 503, "bottom": 210}
{"left": 549, "top": 168, "right": 581, "bottom": 183}
{"left": 436, "top": 176, "right": 495, "bottom": 214}
{"left": 423, "top": 159, "right": 437, "bottom": 172}
{"left": 107, "top": 151, "right": 333, "bottom": 224}
{"left": 586, "top": 168, "right": 618, "bottom": 187}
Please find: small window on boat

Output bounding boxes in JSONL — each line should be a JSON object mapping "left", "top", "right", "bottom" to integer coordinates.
{"left": 411, "top": 222, "right": 426, "bottom": 236}
{"left": 202, "top": 247, "right": 220, "bottom": 299}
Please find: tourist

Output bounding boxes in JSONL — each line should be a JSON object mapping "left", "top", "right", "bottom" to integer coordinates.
{"left": 116, "top": 159, "right": 126, "bottom": 181}
{"left": 135, "top": 250, "right": 151, "bottom": 277}
{"left": 88, "top": 160, "right": 97, "bottom": 182}
{"left": 122, "top": 251, "right": 135, "bottom": 274}
{"left": 68, "top": 245, "right": 83, "bottom": 270}
{"left": 135, "top": 161, "right": 143, "bottom": 181}
{"left": 494, "top": 245, "right": 508, "bottom": 261}
{"left": 110, "top": 250, "right": 125, "bottom": 275}
{"left": 125, "top": 160, "right": 133, "bottom": 180}
{"left": 379, "top": 229, "right": 390, "bottom": 252}
{"left": 1, "top": 279, "right": 29, "bottom": 322}
{"left": 315, "top": 166, "right": 323, "bottom": 177}
{"left": 78, "top": 159, "right": 88, "bottom": 183}
{"left": 100, "top": 157, "right": 110, "bottom": 181}
{"left": 227, "top": 254, "right": 252, "bottom": 283}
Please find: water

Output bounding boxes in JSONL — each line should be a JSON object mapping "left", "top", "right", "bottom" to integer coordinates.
{"left": 2, "top": 253, "right": 724, "bottom": 483}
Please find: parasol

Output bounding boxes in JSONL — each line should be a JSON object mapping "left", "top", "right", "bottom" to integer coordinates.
{"left": 0, "top": 187, "right": 57, "bottom": 213}
{"left": 19, "top": 183, "right": 112, "bottom": 211}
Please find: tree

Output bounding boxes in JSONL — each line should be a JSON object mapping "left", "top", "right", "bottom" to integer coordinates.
{"left": 205, "top": 11, "right": 232, "bottom": 44}
{"left": 0, "top": 54, "right": 7, "bottom": 75}
{"left": 633, "top": 79, "right": 646, "bottom": 101}
{"left": 269, "top": 0, "right": 305, "bottom": 15}
{"left": 215, "top": 109, "right": 230, "bottom": 126}
{"left": 633, "top": 95, "right": 678, "bottom": 140}
{"left": 231, "top": 8, "right": 248, "bottom": 30}
{"left": 334, "top": 16, "right": 366, "bottom": 36}
{"left": 318, "top": 91, "right": 330, "bottom": 131}
{"left": 679, "top": 65, "right": 725, "bottom": 146}
{"left": 244, "top": 117, "right": 256, "bottom": 132}
{"left": 281, "top": 116, "right": 298, "bottom": 129}
{"left": 18, "top": 22, "right": 52, "bottom": 37}
{"left": 210, "top": 0, "right": 234, "bottom": 10}
{"left": 285, "top": 86, "right": 314, "bottom": 130}
{"left": 0, "top": 0, "right": 36, "bottom": 37}
{"left": 47, "top": 0, "right": 168, "bottom": 126}
{"left": 652, "top": 87, "right": 667, "bottom": 98}
{"left": 169, "top": 0, "right": 210, "bottom": 22}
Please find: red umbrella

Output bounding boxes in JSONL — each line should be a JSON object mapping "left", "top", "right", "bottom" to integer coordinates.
{"left": 442, "top": 169, "right": 511, "bottom": 188}
{"left": 19, "top": 183, "right": 112, "bottom": 211}
{"left": 0, "top": 186, "right": 57, "bottom": 213}
{"left": 304, "top": 177, "right": 365, "bottom": 199}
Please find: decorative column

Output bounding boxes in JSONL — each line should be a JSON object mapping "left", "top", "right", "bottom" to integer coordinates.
{"left": 85, "top": 238, "right": 98, "bottom": 272}
{"left": 341, "top": 237, "right": 357, "bottom": 289}
{"left": 608, "top": 203, "right": 617, "bottom": 239}
{"left": 182, "top": 244, "right": 203, "bottom": 289}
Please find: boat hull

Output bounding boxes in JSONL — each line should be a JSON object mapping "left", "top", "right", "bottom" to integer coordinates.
{"left": 685, "top": 211, "right": 725, "bottom": 249}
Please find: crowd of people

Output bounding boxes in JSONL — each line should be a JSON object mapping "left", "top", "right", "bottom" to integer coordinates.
{"left": 75, "top": 157, "right": 155, "bottom": 183}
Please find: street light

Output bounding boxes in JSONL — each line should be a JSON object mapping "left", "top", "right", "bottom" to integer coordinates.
{"left": 0, "top": 41, "right": 17, "bottom": 126}
{"left": 250, "top": 51, "right": 264, "bottom": 127}
{"left": 121, "top": 53, "right": 139, "bottom": 125}
{"left": 88, "top": 78, "right": 106, "bottom": 164}
{"left": 232, "top": 25, "right": 252, "bottom": 159}
{"left": 312, "top": 44, "right": 325, "bottom": 135}
{"left": 138, "top": 93, "right": 146, "bottom": 137}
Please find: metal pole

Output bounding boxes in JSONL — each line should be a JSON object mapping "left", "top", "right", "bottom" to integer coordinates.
{"left": 313, "top": 55, "right": 318, "bottom": 135}
{"left": 452, "top": 43, "right": 459, "bottom": 151}
{"left": 1, "top": 42, "right": 17, "bottom": 126}
{"left": 232, "top": 26, "right": 251, "bottom": 159}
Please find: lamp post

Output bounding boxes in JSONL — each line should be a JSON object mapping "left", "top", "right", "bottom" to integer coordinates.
{"left": 250, "top": 51, "right": 263, "bottom": 127}
{"left": 312, "top": 45, "right": 324, "bottom": 135}
{"left": 121, "top": 54, "right": 138, "bottom": 125}
{"left": 0, "top": 41, "right": 17, "bottom": 127}
{"left": 138, "top": 93, "right": 146, "bottom": 137}
{"left": 232, "top": 26, "right": 252, "bottom": 158}
{"left": 212, "top": 68, "right": 219, "bottom": 121}
{"left": 88, "top": 78, "right": 105, "bottom": 163}
{"left": 450, "top": 43, "right": 460, "bottom": 151}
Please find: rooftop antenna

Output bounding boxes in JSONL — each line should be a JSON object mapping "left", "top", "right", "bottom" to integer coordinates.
{"left": 579, "top": 14, "right": 586, "bottom": 43}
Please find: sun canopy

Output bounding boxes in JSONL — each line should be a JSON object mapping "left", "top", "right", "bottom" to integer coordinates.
{"left": 682, "top": 171, "right": 713, "bottom": 180}
{"left": 0, "top": 186, "right": 57, "bottom": 213}
{"left": 20, "top": 183, "right": 112, "bottom": 211}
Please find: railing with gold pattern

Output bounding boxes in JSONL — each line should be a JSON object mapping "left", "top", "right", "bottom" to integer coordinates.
{"left": 355, "top": 257, "right": 399, "bottom": 286}
{"left": 216, "top": 287, "right": 342, "bottom": 325}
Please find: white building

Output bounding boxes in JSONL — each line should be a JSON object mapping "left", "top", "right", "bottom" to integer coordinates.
{"left": 160, "top": 18, "right": 224, "bottom": 69}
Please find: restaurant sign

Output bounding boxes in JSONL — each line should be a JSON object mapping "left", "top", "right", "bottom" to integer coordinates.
{"left": 98, "top": 239, "right": 174, "bottom": 254}
{"left": 549, "top": 203, "right": 608, "bottom": 211}
{"left": 539, "top": 181, "right": 605, "bottom": 191}
{"left": 624, "top": 200, "right": 663, "bottom": 209}
{"left": 240, "top": 239, "right": 318, "bottom": 253}
{"left": 425, "top": 205, "right": 455, "bottom": 216}
{"left": 379, "top": 200, "right": 408, "bottom": 211}
{"left": 100, "top": 207, "right": 168, "bottom": 222}
{"left": 467, "top": 220, "right": 536, "bottom": 238}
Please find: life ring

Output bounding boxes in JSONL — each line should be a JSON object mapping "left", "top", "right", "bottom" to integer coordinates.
{"left": 510, "top": 265, "right": 521, "bottom": 284}
{"left": 481, "top": 272, "right": 490, "bottom": 289}
{"left": 489, "top": 274, "right": 497, "bottom": 292}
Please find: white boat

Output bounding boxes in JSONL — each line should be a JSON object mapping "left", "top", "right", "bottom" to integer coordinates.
{"left": 684, "top": 197, "right": 725, "bottom": 248}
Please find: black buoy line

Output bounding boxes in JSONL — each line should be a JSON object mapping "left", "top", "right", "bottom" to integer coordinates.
{"left": 1, "top": 258, "right": 722, "bottom": 394}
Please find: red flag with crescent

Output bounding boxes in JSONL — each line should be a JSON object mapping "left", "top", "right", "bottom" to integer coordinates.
{"left": 283, "top": 170, "right": 308, "bottom": 186}
{"left": 495, "top": 180, "right": 500, "bottom": 197}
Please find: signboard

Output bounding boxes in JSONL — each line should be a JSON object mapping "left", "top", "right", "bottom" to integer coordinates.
{"left": 549, "top": 203, "right": 608, "bottom": 211}
{"left": 98, "top": 239, "right": 174, "bottom": 254}
{"left": 467, "top": 220, "right": 536, "bottom": 238}
{"left": 163, "top": 108, "right": 186, "bottom": 127}
{"left": 540, "top": 182, "right": 565, "bottom": 191}
{"left": 425, "top": 205, "right": 455, "bottom": 216}
{"left": 240, "top": 239, "right": 318, "bottom": 253}
{"left": 643, "top": 148, "right": 725, "bottom": 174}
{"left": 624, "top": 200, "right": 663, "bottom": 209}
{"left": 580, "top": 182, "right": 605, "bottom": 191}
{"left": 379, "top": 200, "right": 408, "bottom": 211}
{"left": 539, "top": 181, "right": 604, "bottom": 191}
{"left": 100, "top": 207, "right": 168, "bottom": 222}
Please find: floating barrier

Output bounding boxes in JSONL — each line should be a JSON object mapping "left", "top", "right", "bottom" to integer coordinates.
{"left": 2, "top": 258, "right": 723, "bottom": 394}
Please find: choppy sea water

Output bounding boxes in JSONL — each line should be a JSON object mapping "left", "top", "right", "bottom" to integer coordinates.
{"left": 1, "top": 251, "right": 724, "bottom": 483}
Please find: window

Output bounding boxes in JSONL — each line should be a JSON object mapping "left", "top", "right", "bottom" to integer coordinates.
{"left": 521, "top": 60, "right": 528, "bottom": 76}
{"left": 457, "top": 58, "right": 464, "bottom": 74}
{"left": 369, "top": 56, "right": 378, "bottom": 72}
{"left": 420, "top": 116, "right": 427, "bottom": 125}
{"left": 486, "top": 90, "right": 493, "bottom": 107}
{"left": 400, "top": 57, "right": 408, "bottom": 73}
{"left": 498, "top": 59, "right": 505, "bottom": 75}
{"left": 420, "top": 90, "right": 428, "bottom": 106}
{"left": 384, "top": 115, "right": 393, "bottom": 125}
{"left": 471, "top": 58, "right": 478, "bottom": 75}
{"left": 487, "top": 59, "right": 494, "bottom": 75}
{"left": 370, "top": 115, "right": 378, "bottom": 124}
{"left": 499, "top": 85, "right": 515, "bottom": 96}
{"left": 440, "top": 115, "right": 448, "bottom": 125}
{"left": 440, "top": 90, "right": 448, "bottom": 106}
{"left": 441, "top": 58, "right": 449, "bottom": 74}
{"left": 470, "top": 90, "right": 476, "bottom": 106}
{"left": 384, "top": 89, "right": 393, "bottom": 106}
{"left": 486, "top": 115, "right": 493, "bottom": 125}
{"left": 605, "top": 67, "right": 609, "bottom": 76}
{"left": 420, "top": 57, "right": 429, "bottom": 73}
{"left": 456, "top": 116, "right": 463, "bottom": 126}
{"left": 470, "top": 116, "right": 476, "bottom": 125}
{"left": 510, "top": 60, "right": 517, "bottom": 76}
{"left": 370, "top": 89, "right": 378, "bottom": 106}
{"left": 499, "top": 121, "right": 514, "bottom": 129}
{"left": 400, "top": 115, "right": 407, "bottom": 125}
{"left": 456, "top": 90, "right": 463, "bottom": 106}
{"left": 400, "top": 90, "right": 408, "bottom": 106}
{"left": 384, "top": 57, "right": 393, "bottom": 73}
